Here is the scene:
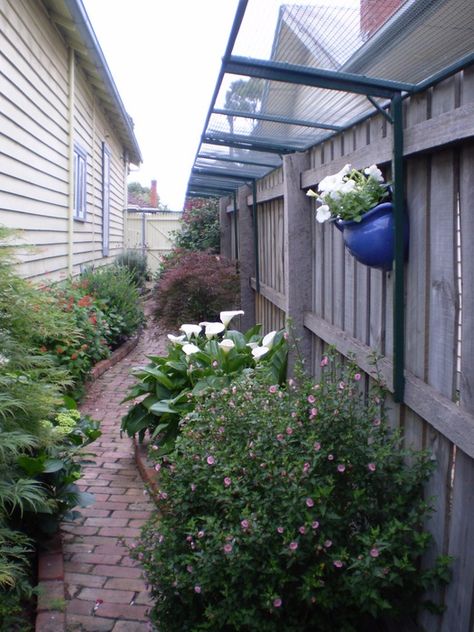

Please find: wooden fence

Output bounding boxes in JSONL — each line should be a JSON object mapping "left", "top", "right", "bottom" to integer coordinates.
{"left": 125, "top": 209, "right": 182, "bottom": 274}
{"left": 221, "top": 67, "right": 474, "bottom": 631}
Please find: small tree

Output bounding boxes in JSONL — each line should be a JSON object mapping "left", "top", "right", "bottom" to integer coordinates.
{"left": 172, "top": 198, "right": 220, "bottom": 254}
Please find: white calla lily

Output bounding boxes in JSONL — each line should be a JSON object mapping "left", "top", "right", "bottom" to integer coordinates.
{"left": 252, "top": 346, "right": 270, "bottom": 360}
{"left": 220, "top": 310, "right": 244, "bottom": 328}
{"left": 262, "top": 330, "right": 277, "bottom": 349}
{"left": 167, "top": 333, "right": 186, "bottom": 344}
{"left": 219, "top": 339, "right": 235, "bottom": 354}
{"left": 182, "top": 343, "right": 200, "bottom": 356}
{"left": 179, "top": 323, "right": 202, "bottom": 339}
{"left": 203, "top": 322, "right": 225, "bottom": 338}
{"left": 246, "top": 342, "right": 259, "bottom": 349}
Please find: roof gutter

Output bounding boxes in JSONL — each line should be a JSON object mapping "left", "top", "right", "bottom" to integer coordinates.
{"left": 62, "top": 0, "right": 142, "bottom": 164}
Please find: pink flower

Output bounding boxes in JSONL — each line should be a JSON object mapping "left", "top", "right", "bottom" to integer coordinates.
{"left": 324, "top": 539, "right": 332, "bottom": 548}
{"left": 333, "top": 560, "right": 344, "bottom": 568}
{"left": 269, "top": 385, "right": 278, "bottom": 394}
{"left": 339, "top": 381, "right": 345, "bottom": 390}
{"left": 368, "top": 463, "right": 376, "bottom": 472}
{"left": 372, "top": 418, "right": 381, "bottom": 427}
{"left": 309, "top": 407, "right": 318, "bottom": 418}
{"left": 186, "top": 564, "right": 193, "bottom": 572}
{"left": 299, "top": 526, "right": 306, "bottom": 535}
{"left": 370, "top": 547, "right": 380, "bottom": 558}
{"left": 354, "top": 373, "right": 362, "bottom": 381}
{"left": 286, "top": 426, "right": 293, "bottom": 435}
{"left": 186, "top": 535, "right": 193, "bottom": 542}
{"left": 320, "top": 356, "right": 329, "bottom": 367}
{"left": 154, "top": 463, "right": 161, "bottom": 472}
{"left": 337, "top": 464, "right": 346, "bottom": 473}
{"left": 303, "top": 462, "right": 310, "bottom": 473}
{"left": 194, "top": 585, "right": 201, "bottom": 593}
{"left": 223, "top": 543, "right": 233, "bottom": 554}
{"left": 289, "top": 541, "right": 298, "bottom": 551}
{"left": 276, "top": 434, "right": 284, "bottom": 442}
{"left": 277, "top": 526, "right": 284, "bottom": 534}
{"left": 307, "top": 394, "right": 316, "bottom": 404}
{"left": 306, "top": 497, "right": 314, "bottom": 508}
{"left": 197, "top": 531, "right": 205, "bottom": 538}
{"left": 328, "top": 454, "right": 334, "bottom": 461}
{"left": 314, "top": 442, "right": 321, "bottom": 451}
{"left": 206, "top": 455, "right": 215, "bottom": 465}
{"left": 190, "top": 483, "right": 196, "bottom": 491}
{"left": 224, "top": 477, "right": 232, "bottom": 487}
{"left": 312, "top": 521, "right": 320, "bottom": 530}
{"left": 241, "top": 519, "right": 250, "bottom": 530}
{"left": 273, "top": 597, "right": 282, "bottom": 608}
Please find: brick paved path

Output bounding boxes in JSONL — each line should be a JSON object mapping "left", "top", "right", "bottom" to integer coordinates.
{"left": 62, "top": 313, "right": 167, "bottom": 632}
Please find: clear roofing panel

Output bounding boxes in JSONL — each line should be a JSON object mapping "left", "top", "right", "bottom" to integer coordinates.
{"left": 187, "top": 0, "right": 474, "bottom": 198}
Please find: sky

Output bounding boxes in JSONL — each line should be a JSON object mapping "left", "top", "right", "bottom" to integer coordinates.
{"left": 81, "top": 0, "right": 240, "bottom": 211}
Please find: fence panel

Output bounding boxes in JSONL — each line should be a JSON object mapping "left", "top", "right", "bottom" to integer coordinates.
{"left": 125, "top": 210, "right": 182, "bottom": 274}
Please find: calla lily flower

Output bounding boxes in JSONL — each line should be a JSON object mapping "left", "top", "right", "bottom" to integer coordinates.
{"left": 202, "top": 322, "right": 225, "bottom": 338}
{"left": 220, "top": 310, "right": 244, "bottom": 328}
{"left": 262, "top": 331, "right": 277, "bottom": 349}
{"left": 219, "top": 339, "right": 235, "bottom": 354}
{"left": 252, "top": 346, "right": 270, "bottom": 360}
{"left": 179, "top": 324, "right": 202, "bottom": 339}
{"left": 246, "top": 342, "right": 259, "bottom": 350}
{"left": 167, "top": 333, "right": 186, "bottom": 343}
{"left": 182, "top": 343, "right": 200, "bottom": 356}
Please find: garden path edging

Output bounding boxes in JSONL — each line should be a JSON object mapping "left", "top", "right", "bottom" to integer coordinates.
{"left": 35, "top": 331, "right": 141, "bottom": 632}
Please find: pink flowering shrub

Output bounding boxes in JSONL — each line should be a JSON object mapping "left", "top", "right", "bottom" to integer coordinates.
{"left": 134, "top": 356, "right": 450, "bottom": 631}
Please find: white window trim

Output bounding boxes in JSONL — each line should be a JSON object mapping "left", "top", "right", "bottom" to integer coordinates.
{"left": 73, "top": 144, "right": 87, "bottom": 221}
{"left": 102, "top": 142, "right": 111, "bottom": 256}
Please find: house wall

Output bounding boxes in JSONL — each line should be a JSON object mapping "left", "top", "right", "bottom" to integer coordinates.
{"left": 0, "top": 0, "right": 128, "bottom": 281}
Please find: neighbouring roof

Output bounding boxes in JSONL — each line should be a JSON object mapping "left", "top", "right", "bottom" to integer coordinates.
{"left": 42, "top": 0, "right": 142, "bottom": 165}
{"left": 188, "top": 0, "right": 474, "bottom": 198}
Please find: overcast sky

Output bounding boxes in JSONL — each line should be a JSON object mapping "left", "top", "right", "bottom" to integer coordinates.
{"left": 82, "top": 0, "right": 239, "bottom": 210}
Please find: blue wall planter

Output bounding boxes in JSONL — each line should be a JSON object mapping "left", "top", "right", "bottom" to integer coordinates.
{"left": 334, "top": 202, "right": 408, "bottom": 271}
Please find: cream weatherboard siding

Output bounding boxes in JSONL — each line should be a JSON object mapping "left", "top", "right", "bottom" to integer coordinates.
{"left": 0, "top": 0, "right": 137, "bottom": 281}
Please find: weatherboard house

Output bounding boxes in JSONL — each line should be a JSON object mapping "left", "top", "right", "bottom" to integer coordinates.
{"left": 1, "top": 0, "right": 141, "bottom": 280}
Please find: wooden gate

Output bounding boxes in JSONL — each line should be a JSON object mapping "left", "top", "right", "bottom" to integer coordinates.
{"left": 125, "top": 209, "right": 182, "bottom": 273}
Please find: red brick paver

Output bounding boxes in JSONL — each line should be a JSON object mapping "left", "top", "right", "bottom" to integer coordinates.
{"left": 61, "top": 311, "right": 167, "bottom": 632}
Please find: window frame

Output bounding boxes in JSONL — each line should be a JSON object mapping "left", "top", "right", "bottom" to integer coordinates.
{"left": 73, "top": 144, "right": 87, "bottom": 221}
{"left": 102, "top": 142, "right": 111, "bottom": 257}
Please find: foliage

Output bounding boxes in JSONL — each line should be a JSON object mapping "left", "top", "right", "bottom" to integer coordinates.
{"left": 80, "top": 265, "right": 145, "bottom": 347}
{"left": 135, "top": 356, "right": 450, "bottom": 632}
{"left": 121, "top": 312, "right": 287, "bottom": 454}
{"left": 115, "top": 250, "right": 149, "bottom": 289}
{"left": 154, "top": 251, "right": 239, "bottom": 328}
{"left": 307, "top": 163, "right": 390, "bottom": 223}
{"left": 172, "top": 198, "right": 220, "bottom": 254}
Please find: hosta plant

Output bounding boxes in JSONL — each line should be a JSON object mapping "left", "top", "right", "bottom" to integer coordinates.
{"left": 135, "top": 355, "right": 450, "bottom": 632}
{"left": 121, "top": 310, "right": 288, "bottom": 454}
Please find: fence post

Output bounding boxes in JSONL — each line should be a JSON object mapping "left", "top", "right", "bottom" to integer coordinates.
{"left": 237, "top": 184, "right": 255, "bottom": 331}
{"left": 219, "top": 196, "right": 232, "bottom": 259}
{"left": 283, "top": 152, "right": 313, "bottom": 373}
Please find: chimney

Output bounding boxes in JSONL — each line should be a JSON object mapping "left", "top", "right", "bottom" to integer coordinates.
{"left": 360, "top": 0, "right": 403, "bottom": 39}
{"left": 150, "top": 179, "right": 158, "bottom": 208}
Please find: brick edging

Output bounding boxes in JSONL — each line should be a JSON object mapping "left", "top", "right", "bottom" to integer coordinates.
{"left": 35, "top": 331, "right": 143, "bottom": 632}
{"left": 133, "top": 437, "right": 159, "bottom": 498}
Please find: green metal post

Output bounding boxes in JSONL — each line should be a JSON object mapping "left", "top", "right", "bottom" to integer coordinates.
{"left": 233, "top": 191, "right": 239, "bottom": 260}
{"left": 252, "top": 180, "right": 260, "bottom": 294}
{"left": 391, "top": 93, "right": 405, "bottom": 402}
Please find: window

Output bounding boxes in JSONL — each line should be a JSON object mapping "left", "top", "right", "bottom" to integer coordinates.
{"left": 102, "top": 142, "right": 111, "bottom": 256}
{"left": 73, "top": 144, "right": 87, "bottom": 220}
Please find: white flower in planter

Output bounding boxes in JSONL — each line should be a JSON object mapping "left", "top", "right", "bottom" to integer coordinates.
{"left": 220, "top": 310, "right": 244, "bottom": 328}
{"left": 179, "top": 324, "right": 202, "bottom": 339}
{"left": 364, "top": 164, "right": 384, "bottom": 182}
{"left": 316, "top": 204, "right": 331, "bottom": 223}
{"left": 219, "top": 339, "right": 235, "bottom": 354}
{"left": 182, "top": 343, "right": 200, "bottom": 356}
{"left": 199, "top": 322, "right": 225, "bottom": 338}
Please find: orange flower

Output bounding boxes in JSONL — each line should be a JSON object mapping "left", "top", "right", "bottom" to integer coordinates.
{"left": 78, "top": 295, "right": 92, "bottom": 308}
{"left": 39, "top": 346, "right": 47, "bottom": 353}
{"left": 56, "top": 346, "right": 64, "bottom": 354}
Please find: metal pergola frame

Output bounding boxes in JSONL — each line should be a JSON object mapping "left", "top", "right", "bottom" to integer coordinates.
{"left": 187, "top": 0, "right": 474, "bottom": 403}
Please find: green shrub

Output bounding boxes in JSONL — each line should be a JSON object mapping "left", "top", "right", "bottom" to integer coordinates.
{"left": 115, "top": 250, "right": 149, "bottom": 289}
{"left": 135, "top": 356, "right": 450, "bottom": 632}
{"left": 155, "top": 251, "right": 239, "bottom": 328}
{"left": 121, "top": 312, "right": 287, "bottom": 453}
{"left": 80, "top": 265, "right": 144, "bottom": 347}
{"left": 172, "top": 198, "right": 220, "bottom": 253}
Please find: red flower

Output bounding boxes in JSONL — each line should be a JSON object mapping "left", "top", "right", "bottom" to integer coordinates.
{"left": 39, "top": 346, "right": 47, "bottom": 353}
{"left": 71, "top": 352, "right": 78, "bottom": 360}
{"left": 89, "top": 315, "right": 97, "bottom": 325}
{"left": 56, "top": 347, "right": 64, "bottom": 354}
{"left": 78, "top": 295, "right": 92, "bottom": 308}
